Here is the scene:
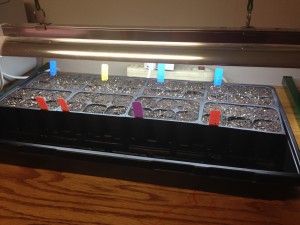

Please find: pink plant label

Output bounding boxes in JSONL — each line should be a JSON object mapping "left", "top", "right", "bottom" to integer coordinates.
{"left": 35, "top": 96, "right": 49, "bottom": 111}
{"left": 209, "top": 110, "right": 221, "bottom": 126}
{"left": 57, "top": 98, "right": 70, "bottom": 112}
{"left": 132, "top": 101, "right": 143, "bottom": 118}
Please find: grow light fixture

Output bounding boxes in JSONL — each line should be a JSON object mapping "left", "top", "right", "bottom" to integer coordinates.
{"left": 1, "top": 24, "right": 300, "bottom": 67}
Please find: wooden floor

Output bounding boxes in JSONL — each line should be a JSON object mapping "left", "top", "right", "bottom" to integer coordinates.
{"left": 0, "top": 86, "right": 299, "bottom": 225}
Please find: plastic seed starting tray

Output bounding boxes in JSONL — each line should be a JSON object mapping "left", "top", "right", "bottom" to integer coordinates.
{"left": 0, "top": 72, "right": 299, "bottom": 186}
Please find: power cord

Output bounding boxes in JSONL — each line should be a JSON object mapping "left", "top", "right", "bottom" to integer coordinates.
{"left": 0, "top": 57, "right": 4, "bottom": 91}
{"left": 0, "top": 73, "right": 3, "bottom": 92}
{"left": 0, "top": 57, "right": 29, "bottom": 91}
{"left": 2, "top": 73, "right": 29, "bottom": 80}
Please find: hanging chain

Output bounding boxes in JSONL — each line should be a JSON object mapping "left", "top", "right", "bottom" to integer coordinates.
{"left": 245, "top": 0, "right": 254, "bottom": 28}
{"left": 34, "top": 0, "right": 41, "bottom": 10}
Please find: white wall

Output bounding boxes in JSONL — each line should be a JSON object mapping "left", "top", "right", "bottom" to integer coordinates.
{"left": 23, "top": 0, "right": 300, "bottom": 28}
{"left": 0, "top": 0, "right": 27, "bottom": 23}
{"left": 53, "top": 59, "right": 300, "bottom": 86}
{"left": 23, "top": 0, "right": 300, "bottom": 86}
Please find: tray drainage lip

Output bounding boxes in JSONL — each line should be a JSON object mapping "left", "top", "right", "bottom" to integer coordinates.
{"left": 2, "top": 138, "right": 299, "bottom": 179}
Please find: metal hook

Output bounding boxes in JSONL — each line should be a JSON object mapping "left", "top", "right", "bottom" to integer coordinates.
{"left": 33, "top": 0, "right": 46, "bottom": 24}
{"left": 34, "top": 8, "right": 46, "bottom": 24}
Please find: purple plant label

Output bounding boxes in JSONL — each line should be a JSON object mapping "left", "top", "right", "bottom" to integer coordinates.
{"left": 132, "top": 101, "right": 143, "bottom": 118}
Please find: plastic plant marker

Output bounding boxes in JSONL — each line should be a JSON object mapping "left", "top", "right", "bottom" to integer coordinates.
{"left": 132, "top": 101, "right": 144, "bottom": 118}
{"left": 36, "top": 96, "right": 49, "bottom": 110}
{"left": 101, "top": 64, "right": 109, "bottom": 81}
{"left": 282, "top": 76, "right": 300, "bottom": 126}
{"left": 57, "top": 98, "right": 70, "bottom": 112}
{"left": 209, "top": 110, "right": 221, "bottom": 126}
{"left": 157, "top": 64, "right": 165, "bottom": 83}
{"left": 49, "top": 60, "right": 57, "bottom": 76}
{"left": 214, "top": 68, "right": 224, "bottom": 86}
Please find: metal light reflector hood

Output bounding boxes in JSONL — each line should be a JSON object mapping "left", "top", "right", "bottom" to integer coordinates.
{"left": 1, "top": 24, "right": 300, "bottom": 67}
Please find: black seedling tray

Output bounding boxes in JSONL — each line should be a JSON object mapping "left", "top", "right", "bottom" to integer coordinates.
{"left": 0, "top": 72, "right": 299, "bottom": 186}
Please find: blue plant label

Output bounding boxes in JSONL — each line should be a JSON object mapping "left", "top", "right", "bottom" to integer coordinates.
{"left": 157, "top": 64, "right": 165, "bottom": 83}
{"left": 50, "top": 60, "right": 57, "bottom": 77}
{"left": 214, "top": 68, "right": 223, "bottom": 86}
